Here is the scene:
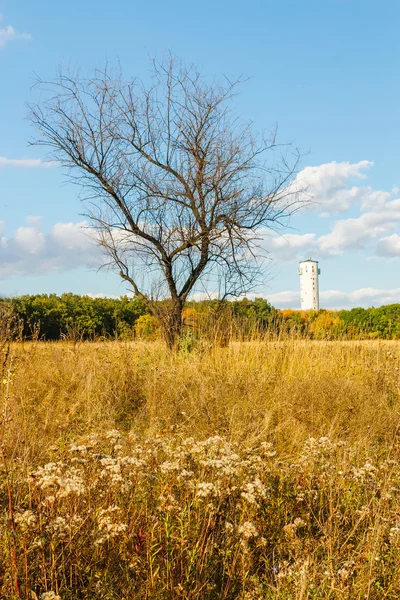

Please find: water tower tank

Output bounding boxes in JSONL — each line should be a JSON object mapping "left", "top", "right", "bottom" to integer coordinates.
{"left": 298, "top": 259, "right": 320, "bottom": 311}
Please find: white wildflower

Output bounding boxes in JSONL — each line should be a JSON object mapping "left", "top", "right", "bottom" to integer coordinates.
{"left": 258, "top": 536, "right": 267, "bottom": 547}
{"left": 283, "top": 518, "right": 306, "bottom": 537}
{"left": 389, "top": 524, "right": 400, "bottom": 538}
{"left": 196, "top": 482, "right": 219, "bottom": 499}
{"left": 105, "top": 429, "right": 122, "bottom": 443}
{"left": 57, "top": 471, "right": 85, "bottom": 498}
{"left": 46, "top": 514, "right": 83, "bottom": 540}
{"left": 47, "top": 516, "right": 69, "bottom": 540}
{"left": 177, "top": 469, "right": 194, "bottom": 481}
{"left": 42, "top": 495, "right": 56, "bottom": 506}
{"left": 70, "top": 457, "right": 87, "bottom": 464}
{"left": 241, "top": 478, "right": 266, "bottom": 505}
{"left": 160, "top": 460, "right": 181, "bottom": 473}
{"left": 238, "top": 521, "right": 258, "bottom": 540}
{"left": 119, "top": 456, "right": 145, "bottom": 469}
{"left": 99, "top": 457, "right": 124, "bottom": 484}
{"left": 351, "top": 461, "right": 377, "bottom": 481}
{"left": 69, "top": 444, "right": 89, "bottom": 454}
{"left": 94, "top": 505, "right": 127, "bottom": 545}
{"left": 14, "top": 510, "right": 37, "bottom": 531}
{"left": 32, "top": 463, "right": 85, "bottom": 498}
{"left": 259, "top": 442, "right": 277, "bottom": 458}
{"left": 158, "top": 492, "right": 179, "bottom": 512}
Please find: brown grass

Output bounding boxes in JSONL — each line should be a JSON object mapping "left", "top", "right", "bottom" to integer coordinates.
{"left": 1, "top": 339, "right": 400, "bottom": 598}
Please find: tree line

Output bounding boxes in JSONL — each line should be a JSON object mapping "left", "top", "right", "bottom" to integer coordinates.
{"left": 1, "top": 294, "right": 400, "bottom": 341}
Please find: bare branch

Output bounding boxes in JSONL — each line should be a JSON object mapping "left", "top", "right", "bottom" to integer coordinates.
{"left": 29, "top": 57, "right": 307, "bottom": 347}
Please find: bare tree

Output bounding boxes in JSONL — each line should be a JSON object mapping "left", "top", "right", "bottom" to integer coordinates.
{"left": 30, "top": 58, "right": 304, "bottom": 349}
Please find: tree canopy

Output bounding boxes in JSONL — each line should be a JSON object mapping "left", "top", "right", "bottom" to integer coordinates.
{"left": 30, "top": 58, "right": 304, "bottom": 347}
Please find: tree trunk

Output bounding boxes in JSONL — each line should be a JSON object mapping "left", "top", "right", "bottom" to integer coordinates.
{"left": 157, "top": 299, "right": 184, "bottom": 351}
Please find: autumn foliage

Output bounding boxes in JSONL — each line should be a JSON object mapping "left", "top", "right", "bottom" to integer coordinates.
{"left": 2, "top": 294, "right": 400, "bottom": 342}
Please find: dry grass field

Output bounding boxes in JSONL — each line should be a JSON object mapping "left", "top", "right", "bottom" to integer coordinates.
{"left": 1, "top": 339, "right": 400, "bottom": 599}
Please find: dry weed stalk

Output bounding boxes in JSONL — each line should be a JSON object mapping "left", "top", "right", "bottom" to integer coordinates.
{"left": 0, "top": 339, "right": 399, "bottom": 598}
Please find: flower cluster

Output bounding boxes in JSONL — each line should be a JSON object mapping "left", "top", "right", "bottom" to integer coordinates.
{"left": 3, "top": 430, "right": 400, "bottom": 599}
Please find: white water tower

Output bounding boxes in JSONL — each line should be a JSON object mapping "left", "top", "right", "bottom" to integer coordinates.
{"left": 298, "top": 259, "right": 320, "bottom": 311}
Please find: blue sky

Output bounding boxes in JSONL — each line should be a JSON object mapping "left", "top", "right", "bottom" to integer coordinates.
{"left": 1, "top": 0, "right": 400, "bottom": 308}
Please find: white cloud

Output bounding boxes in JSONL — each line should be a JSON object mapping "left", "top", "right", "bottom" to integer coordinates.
{"left": 267, "top": 160, "right": 400, "bottom": 262}
{"left": 318, "top": 198, "right": 400, "bottom": 256}
{"left": 0, "top": 157, "right": 56, "bottom": 168}
{"left": 321, "top": 288, "right": 400, "bottom": 309}
{"left": 85, "top": 288, "right": 400, "bottom": 310}
{"left": 266, "top": 232, "right": 317, "bottom": 262}
{"left": 263, "top": 290, "right": 299, "bottom": 306}
{"left": 376, "top": 233, "right": 400, "bottom": 258}
{"left": 0, "top": 15, "right": 31, "bottom": 49}
{"left": 299, "top": 160, "right": 372, "bottom": 190}
{"left": 51, "top": 222, "right": 92, "bottom": 251}
{"left": 85, "top": 293, "right": 129, "bottom": 300}
{"left": 291, "top": 160, "right": 379, "bottom": 215}
{"left": 265, "top": 287, "right": 400, "bottom": 310}
{"left": 0, "top": 218, "right": 101, "bottom": 279}
{"left": 14, "top": 216, "right": 45, "bottom": 254}
{"left": 188, "top": 291, "right": 220, "bottom": 301}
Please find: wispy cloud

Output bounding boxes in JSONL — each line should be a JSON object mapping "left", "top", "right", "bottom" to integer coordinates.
{"left": 0, "top": 157, "right": 57, "bottom": 168}
{"left": 0, "top": 15, "right": 31, "bottom": 50}
{"left": 84, "top": 288, "right": 400, "bottom": 310}
{"left": 85, "top": 293, "right": 127, "bottom": 300}
{"left": 265, "top": 288, "right": 400, "bottom": 310}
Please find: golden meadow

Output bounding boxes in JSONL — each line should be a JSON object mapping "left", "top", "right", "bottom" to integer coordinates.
{"left": 1, "top": 338, "right": 400, "bottom": 599}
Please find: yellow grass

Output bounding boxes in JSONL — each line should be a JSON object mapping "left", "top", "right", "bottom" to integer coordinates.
{"left": 1, "top": 339, "right": 400, "bottom": 598}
